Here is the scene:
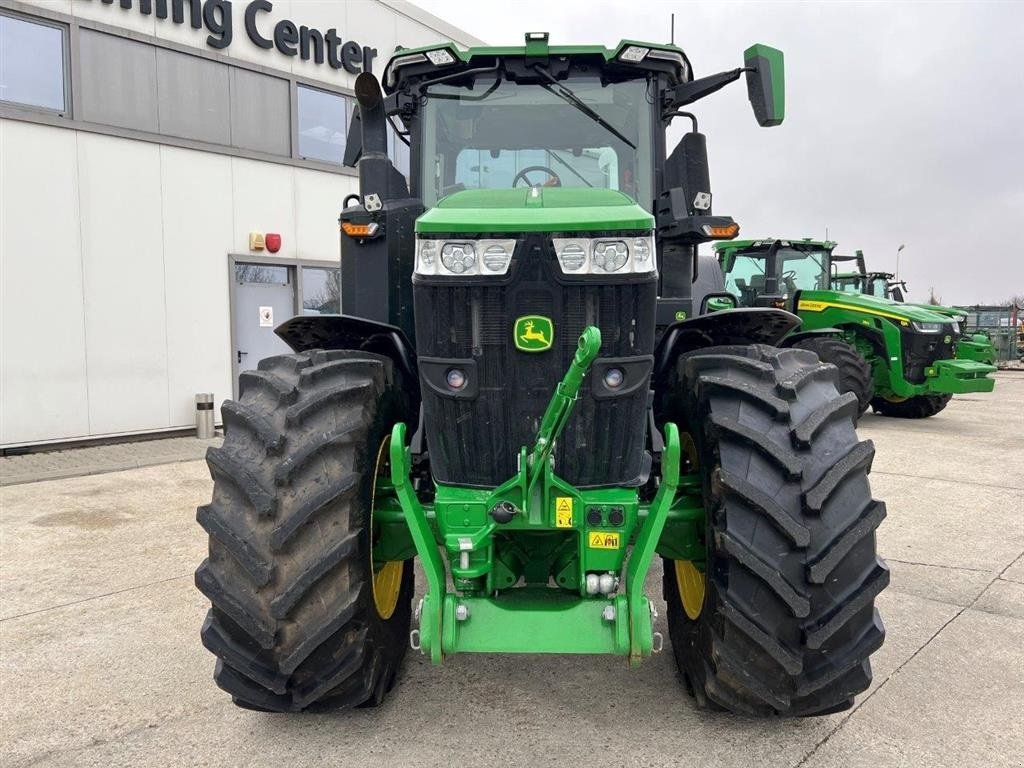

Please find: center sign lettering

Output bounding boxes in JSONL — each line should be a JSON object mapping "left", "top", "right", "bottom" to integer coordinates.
{"left": 100, "top": 0, "right": 378, "bottom": 74}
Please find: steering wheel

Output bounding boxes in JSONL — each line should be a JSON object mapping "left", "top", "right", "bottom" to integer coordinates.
{"left": 781, "top": 269, "right": 798, "bottom": 295}
{"left": 513, "top": 165, "right": 562, "bottom": 188}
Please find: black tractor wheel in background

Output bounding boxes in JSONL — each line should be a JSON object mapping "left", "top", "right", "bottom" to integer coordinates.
{"left": 871, "top": 393, "right": 952, "bottom": 419}
{"left": 658, "top": 344, "right": 888, "bottom": 717}
{"left": 791, "top": 337, "right": 874, "bottom": 417}
{"left": 195, "top": 350, "right": 414, "bottom": 712}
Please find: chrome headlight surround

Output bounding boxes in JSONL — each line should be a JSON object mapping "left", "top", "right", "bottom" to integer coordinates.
{"left": 552, "top": 233, "right": 657, "bottom": 275}
{"left": 415, "top": 237, "right": 516, "bottom": 276}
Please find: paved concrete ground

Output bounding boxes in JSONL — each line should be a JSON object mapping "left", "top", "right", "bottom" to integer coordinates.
{"left": 1, "top": 373, "right": 1022, "bottom": 767}
{"left": 0, "top": 434, "right": 222, "bottom": 487}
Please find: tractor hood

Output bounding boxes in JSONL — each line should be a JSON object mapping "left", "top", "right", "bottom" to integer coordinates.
{"left": 803, "top": 290, "right": 956, "bottom": 325}
{"left": 415, "top": 187, "right": 654, "bottom": 235}
{"left": 906, "top": 303, "right": 966, "bottom": 321}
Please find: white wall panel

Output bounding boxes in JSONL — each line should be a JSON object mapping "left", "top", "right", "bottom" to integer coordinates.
{"left": 70, "top": 0, "right": 157, "bottom": 37}
{"left": 0, "top": 120, "right": 90, "bottom": 444}
{"left": 2, "top": 1, "right": 484, "bottom": 445}
{"left": 230, "top": 157, "right": 298, "bottom": 259}
{"left": 294, "top": 169, "right": 356, "bottom": 262}
{"left": 395, "top": 13, "right": 450, "bottom": 51}
{"left": 77, "top": 133, "right": 170, "bottom": 434}
{"left": 159, "top": 146, "right": 234, "bottom": 426}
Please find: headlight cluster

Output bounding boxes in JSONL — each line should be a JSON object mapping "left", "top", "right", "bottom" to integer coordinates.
{"left": 910, "top": 321, "right": 944, "bottom": 333}
{"left": 415, "top": 238, "right": 516, "bottom": 276}
{"left": 552, "top": 235, "right": 656, "bottom": 275}
{"left": 415, "top": 234, "right": 657, "bottom": 277}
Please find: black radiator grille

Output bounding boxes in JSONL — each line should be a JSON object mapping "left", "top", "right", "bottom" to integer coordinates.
{"left": 414, "top": 238, "right": 656, "bottom": 488}
{"left": 900, "top": 325, "right": 959, "bottom": 383}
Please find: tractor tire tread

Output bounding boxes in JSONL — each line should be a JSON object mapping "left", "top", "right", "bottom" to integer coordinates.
{"left": 196, "top": 350, "right": 414, "bottom": 712}
{"left": 791, "top": 337, "right": 875, "bottom": 416}
{"left": 871, "top": 393, "right": 952, "bottom": 418}
{"left": 660, "top": 343, "right": 887, "bottom": 717}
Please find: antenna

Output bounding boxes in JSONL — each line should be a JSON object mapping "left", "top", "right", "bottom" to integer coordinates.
{"left": 670, "top": 13, "right": 675, "bottom": 45}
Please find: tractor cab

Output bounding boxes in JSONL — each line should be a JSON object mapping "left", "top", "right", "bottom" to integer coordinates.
{"left": 330, "top": 34, "right": 786, "bottom": 344}
{"left": 716, "top": 238, "right": 834, "bottom": 310}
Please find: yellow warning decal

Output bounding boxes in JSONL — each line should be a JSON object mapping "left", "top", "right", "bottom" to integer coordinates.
{"left": 588, "top": 532, "right": 620, "bottom": 549}
{"left": 555, "top": 497, "right": 573, "bottom": 528}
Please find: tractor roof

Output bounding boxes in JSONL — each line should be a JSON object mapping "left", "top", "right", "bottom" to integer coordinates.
{"left": 382, "top": 36, "right": 691, "bottom": 91}
{"left": 714, "top": 238, "right": 838, "bottom": 254}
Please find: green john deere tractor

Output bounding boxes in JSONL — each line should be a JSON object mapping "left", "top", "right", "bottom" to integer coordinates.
{"left": 830, "top": 251, "right": 998, "bottom": 366}
{"left": 712, "top": 238, "right": 996, "bottom": 418}
{"left": 196, "top": 35, "right": 890, "bottom": 717}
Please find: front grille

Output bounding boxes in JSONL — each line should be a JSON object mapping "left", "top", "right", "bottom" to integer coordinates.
{"left": 414, "top": 237, "right": 656, "bottom": 488}
{"left": 900, "top": 325, "right": 959, "bottom": 383}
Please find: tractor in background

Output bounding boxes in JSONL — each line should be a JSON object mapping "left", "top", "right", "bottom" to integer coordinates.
{"left": 712, "top": 238, "right": 995, "bottom": 417}
{"left": 829, "top": 250, "right": 998, "bottom": 366}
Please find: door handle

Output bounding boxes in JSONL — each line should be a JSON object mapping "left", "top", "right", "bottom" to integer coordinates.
{"left": 237, "top": 350, "right": 248, "bottom": 364}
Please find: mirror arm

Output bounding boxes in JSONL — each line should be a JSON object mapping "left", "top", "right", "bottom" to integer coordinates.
{"left": 664, "top": 67, "right": 752, "bottom": 109}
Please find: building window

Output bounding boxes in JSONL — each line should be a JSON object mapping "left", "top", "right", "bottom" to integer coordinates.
{"left": 235, "top": 264, "right": 290, "bottom": 285}
{"left": 297, "top": 85, "right": 349, "bottom": 164}
{"left": 0, "top": 13, "right": 67, "bottom": 113}
{"left": 301, "top": 266, "right": 340, "bottom": 314}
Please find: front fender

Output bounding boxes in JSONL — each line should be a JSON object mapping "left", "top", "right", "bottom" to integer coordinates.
{"left": 652, "top": 308, "right": 801, "bottom": 387}
{"left": 780, "top": 327, "right": 843, "bottom": 347}
{"left": 275, "top": 314, "right": 418, "bottom": 389}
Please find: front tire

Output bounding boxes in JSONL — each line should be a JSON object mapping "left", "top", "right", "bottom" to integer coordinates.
{"left": 871, "top": 393, "right": 951, "bottom": 418}
{"left": 791, "top": 337, "right": 874, "bottom": 417}
{"left": 659, "top": 345, "right": 888, "bottom": 717}
{"left": 195, "top": 350, "right": 414, "bottom": 712}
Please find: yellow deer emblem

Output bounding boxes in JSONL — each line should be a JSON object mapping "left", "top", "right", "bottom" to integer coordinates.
{"left": 514, "top": 316, "right": 553, "bottom": 352}
{"left": 520, "top": 321, "right": 549, "bottom": 346}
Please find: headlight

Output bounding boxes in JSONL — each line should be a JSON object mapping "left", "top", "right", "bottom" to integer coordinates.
{"left": 556, "top": 240, "right": 588, "bottom": 272}
{"left": 618, "top": 45, "right": 650, "bottom": 63}
{"left": 481, "top": 242, "right": 513, "bottom": 273}
{"left": 592, "top": 241, "right": 629, "bottom": 272}
{"left": 553, "top": 234, "right": 656, "bottom": 275}
{"left": 440, "top": 242, "right": 477, "bottom": 274}
{"left": 425, "top": 48, "right": 456, "bottom": 66}
{"left": 385, "top": 46, "right": 459, "bottom": 88}
{"left": 911, "top": 321, "right": 943, "bottom": 333}
{"left": 415, "top": 238, "right": 515, "bottom": 276}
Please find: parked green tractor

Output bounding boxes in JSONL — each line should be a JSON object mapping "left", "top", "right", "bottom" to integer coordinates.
{"left": 196, "top": 36, "right": 890, "bottom": 717}
{"left": 830, "top": 251, "right": 998, "bottom": 366}
{"left": 712, "top": 239, "right": 996, "bottom": 417}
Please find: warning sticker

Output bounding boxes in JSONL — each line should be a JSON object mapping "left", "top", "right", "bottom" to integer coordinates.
{"left": 555, "top": 497, "right": 573, "bottom": 528}
{"left": 588, "top": 532, "right": 620, "bottom": 549}
{"left": 259, "top": 306, "right": 274, "bottom": 327}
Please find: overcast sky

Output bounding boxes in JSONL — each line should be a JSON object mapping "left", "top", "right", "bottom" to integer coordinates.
{"left": 411, "top": 0, "right": 1022, "bottom": 305}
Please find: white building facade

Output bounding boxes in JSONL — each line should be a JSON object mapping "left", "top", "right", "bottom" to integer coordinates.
{"left": 0, "top": 0, "right": 482, "bottom": 447}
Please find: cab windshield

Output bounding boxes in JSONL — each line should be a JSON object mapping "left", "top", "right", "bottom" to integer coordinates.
{"left": 724, "top": 246, "right": 830, "bottom": 305}
{"left": 832, "top": 273, "right": 864, "bottom": 293}
{"left": 419, "top": 75, "right": 654, "bottom": 209}
{"left": 869, "top": 277, "right": 889, "bottom": 298}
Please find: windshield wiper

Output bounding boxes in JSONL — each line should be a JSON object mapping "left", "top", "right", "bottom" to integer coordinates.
{"left": 533, "top": 65, "right": 636, "bottom": 150}
{"left": 546, "top": 150, "right": 594, "bottom": 187}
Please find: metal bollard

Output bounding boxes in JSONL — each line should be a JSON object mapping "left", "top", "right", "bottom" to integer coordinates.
{"left": 195, "top": 393, "right": 216, "bottom": 439}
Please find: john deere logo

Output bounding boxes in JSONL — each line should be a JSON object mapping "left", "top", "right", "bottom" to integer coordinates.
{"left": 514, "top": 315, "right": 553, "bottom": 352}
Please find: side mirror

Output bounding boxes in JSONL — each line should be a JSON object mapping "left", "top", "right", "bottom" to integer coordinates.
{"left": 743, "top": 44, "right": 785, "bottom": 127}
